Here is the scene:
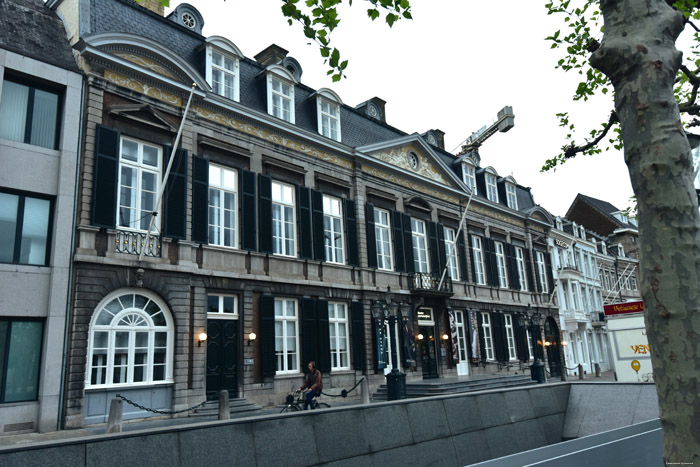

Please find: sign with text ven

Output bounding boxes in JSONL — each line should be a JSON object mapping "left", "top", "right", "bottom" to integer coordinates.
{"left": 604, "top": 300, "right": 644, "bottom": 316}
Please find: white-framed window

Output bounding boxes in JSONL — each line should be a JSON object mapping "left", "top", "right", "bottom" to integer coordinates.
{"left": 87, "top": 290, "right": 173, "bottom": 388}
{"left": 272, "top": 181, "right": 296, "bottom": 256}
{"left": 117, "top": 137, "right": 161, "bottom": 231}
{"left": 494, "top": 241, "right": 508, "bottom": 288}
{"left": 210, "top": 51, "right": 239, "bottom": 100}
{"left": 581, "top": 284, "right": 588, "bottom": 311}
{"left": 463, "top": 163, "right": 477, "bottom": 195}
{"left": 444, "top": 227, "right": 460, "bottom": 281}
{"left": 617, "top": 244, "right": 625, "bottom": 256}
{"left": 560, "top": 282, "right": 569, "bottom": 310}
{"left": 571, "top": 281, "right": 580, "bottom": 310}
{"left": 454, "top": 310, "right": 469, "bottom": 362}
{"left": 472, "top": 236, "right": 486, "bottom": 285}
{"left": 318, "top": 98, "right": 341, "bottom": 141}
{"left": 485, "top": 173, "right": 499, "bottom": 203}
{"left": 323, "top": 195, "right": 344, "bottom": 264}
{"left": 411, "top": 219, "right": 429, "bottom": 273}
{"left": 514, "top": 246, "right": 528, "bottom": 291}
{"left": 268, "top": 74, "right": 295, "bottom": 123}
{"left": 624, "top": 273, "right": 631, "bottom": 290}
{"left": 506, "top": 183, "right": 518, "bottom": 210}
{"left": 481, "top": 312, "right": 494, "bottom": 360}
{"left": 206, "top": 294, "right": 238, "bottom": 318}
{"left": 274, "top": 298, "right": 299, "bottom": 374}
{"left": 630, "top": 274, "right": 638, "bottom": 291}
{"left": 328, "top": 302, "right": 350, "bottom": 371}
{"left": 525, "top": 328, "right": 535, "bottom": 360}
{"left": 504, "top": 314, "right": 517, "bottom": 361}
{"left": 374, "top": 208, "right": 393, "bottom": 271}
{"left": 208, "top": 164, "right": 237, "bottom": 248}
{"left": 535, "top": 251, "right": 549, "bottom": 293}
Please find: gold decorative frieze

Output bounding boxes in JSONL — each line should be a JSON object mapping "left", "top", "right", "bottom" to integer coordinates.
{"left": 104, "top": 71, "right": 182, "bottom": 106}
{"left": 370, "top": 146, "right": 449, "bottom": 185}
{"left": 114, "top": 53, "right": 177, "bottom": 80}
{"left": 362, "top": 166, "right": 459, "bottom": 205}
{"left": 469, "top": 204, "right": 525, "bottom": 228}
{"left": 193, "top": 106, "right": 353, "bottom": 169}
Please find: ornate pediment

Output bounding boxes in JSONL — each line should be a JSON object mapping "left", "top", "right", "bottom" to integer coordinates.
{"left": 108, "top": 103, "right": 179, "bottom": 132}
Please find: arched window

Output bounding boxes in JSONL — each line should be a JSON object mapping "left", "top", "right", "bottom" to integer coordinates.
{"left": 87, "top": 290, "right": 173, "bottom": 388}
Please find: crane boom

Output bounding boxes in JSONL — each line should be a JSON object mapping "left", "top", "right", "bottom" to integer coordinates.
{"left": 460, "top": 106, "right": 515, "bottom": 153}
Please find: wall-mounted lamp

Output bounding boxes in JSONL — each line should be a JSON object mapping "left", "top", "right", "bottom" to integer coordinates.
{"left": 545, "top": 340, "right": 552, "bottom": 347}
{"left": 248, "top": 332, "right": 257, "bottom": 346}
{"left": 562, "top": 340, "right": 568, "bottom": 346}
{"left": 198, "top": 332, "right": 208, "bottom": 347}
{"left": 417, "top": 333, "right": 424, "bottom": 341}
{"left": 441, "top": 333, "right": 450, "bottom": 341}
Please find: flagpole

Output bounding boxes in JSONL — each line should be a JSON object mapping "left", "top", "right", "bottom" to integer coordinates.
{"left": 437, "top": 189, "right": 474, "bottom": 292}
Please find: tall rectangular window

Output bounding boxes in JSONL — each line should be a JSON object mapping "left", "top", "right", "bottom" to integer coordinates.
{"left": 323, "top": 195, "right": 344, "bottom": 264}
{"left": 561, "top": 282, "right": 569, "bottom": 310}
{"left": 525, "top": 328, "right": 535, "bottom": 360}
{"left": 514, "top": 246, "right": 528, "bottom": 291}
{"left": 571, "top": 282, "right": 580, "bottom": 310}
{"left": 0, "top": 191, "right": 52, "bottom": 266}
{"left": 506, "top": 183, "right": 518, "bottom": 210}
{"left": 494, "top": 241, "right": 508, "bottom": 288}
{"left": 117, "top": 137, "right": 161, "bottom": 231}
{"left": 485, "top": 173, "right": 499, "bottom": 203}
{"left": 411, "top": 219, "right": 429, "bottom": 273}
{"left": 535, "top": 251, "right": 548, "bottom": 293}
{"left": 270, "top": 77, "right": 294, "bottom": 123}
{"left": 374, "top": 208, "right": 393, "bottom": 271}
{"left": 211, "top": 51, "right": 238, "bottom": 100}
{"left": 504, "top": 314, "right": 517, "bottom": 361}
{"left": 481, "top": 312, "right": 494, "bottom": 360}
{"left": 208, "top": 164, "right": 237, "bottom": 248}
{"left": 272, "top": 181, "right": 296, "bottom": 256}
{"left": 274, "top": 299, "right": 299, "bottom": 374}
{"left": 631, "top": 274, "right": 638, "bottom": 291}
{"left": 444, "top": 227, "right": 459, "bottom": 281}
{"left": 319, "top": 99, "right": 340, "bottom": 141}
{"left": 0, "top": 79, "right": 60, "bottom": 150}
{"left": 472, "top": 236, "right": 486, "bottom": 285}
{"left": 0, "top": 319, "right": 44, "bottom": 402}
{"left": 463, "top": 164, "right": 476, "bottom": 195}
{"left": 328, "top": 302, "right": 349, "bottom": 370}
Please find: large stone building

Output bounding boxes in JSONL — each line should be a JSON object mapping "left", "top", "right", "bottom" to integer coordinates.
{"left": 0, "top": 0, "right": 83, "bottom": 433}
{"left": 45, "top": 0, "right": 563, "bottom": 428}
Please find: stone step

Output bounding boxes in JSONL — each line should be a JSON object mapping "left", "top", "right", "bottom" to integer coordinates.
{"left": 372, "top": 375, "right": 537, "bottom": 400}
{"left": 189, "top": 397, "right": 262, "bottom": 417}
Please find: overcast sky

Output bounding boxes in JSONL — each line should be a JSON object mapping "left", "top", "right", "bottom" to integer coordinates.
{"left": 168, "top": 0, "right": 638, "bottom": 217}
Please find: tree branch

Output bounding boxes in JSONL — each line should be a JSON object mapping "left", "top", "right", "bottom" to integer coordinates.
{"left": 563, "top": 110, "right": 619, "bottom": 159}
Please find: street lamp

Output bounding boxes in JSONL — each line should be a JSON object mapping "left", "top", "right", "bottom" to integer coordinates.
{"left": 372, "top": 287, "right": 406, "bottom": 400}
{"left": 518, "top": 307, "right": 546, "bottom": 384}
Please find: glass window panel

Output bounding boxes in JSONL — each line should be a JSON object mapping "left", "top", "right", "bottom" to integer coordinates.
{"left": 30, "top": 89, "right": 58, "bottom": 149}
{"left": 0, "top": 81, "right": 29, "bottom": 143}
{"left": 142, "top": 145, "right": 159, "bottom": 167}
{"left": 93, "top": 331, "right": 109, "bottom": 348}
{"left": 4, "top": 321, "right": 43, "bottom": 402}
{"left": 121, "top": 140, "right": 138, "bottom": 161}
{"left": 154, "top": 332, "right": 168, "bottom": 347}
{"left": 223, "top": 296, "right": 235, "bottom": 314}
{"left": 207, "top": 295, "right": 219, "bottom": 314}
{"left": 115, "top": 331, "right": 129, "bottom": 348}
{"left": 0, "top": 193, "right": 18, "bottom": 263}
{"left": 152, "top": 363, "right": 165, "bottom": 381}
{"left": 135, "top": 331, "right": 148, "bottom": 347}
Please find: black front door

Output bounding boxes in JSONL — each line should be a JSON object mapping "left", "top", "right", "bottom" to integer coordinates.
{"left": 206, "top": 319, "right": 238, "bottom": 399}
{"left": 544, "top": 317, "right": 562, "bottom": 378}
{"left": 419, "top": 326, "right": 439, "bottom": 379}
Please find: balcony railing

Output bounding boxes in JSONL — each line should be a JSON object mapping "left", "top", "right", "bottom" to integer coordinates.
{"left": 115, "top": 230, "right": 161, "bottom": 257}
{"left": 409, "top": 273, "right": 453, "bottom": 295}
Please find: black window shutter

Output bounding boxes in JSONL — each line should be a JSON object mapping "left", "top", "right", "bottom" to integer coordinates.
{"left": 506, "top": 243, "right": 519, "bottom": 290}
{"left": 191, "top": 155, "right": 208, "bottom": 244}
{"left": 545, "top": 252, "right": 554, "bottom": 294}
{"left": 298, "top": 186, "right": 313, "bottom": 259}
{"left": 402, "top": 213, "right": 415, "bottom": 274}
{"left": 476, "top": 172, "right": 487, "bottom": 200}
{"left": 468, "top": 234, "right": 477, "bottom": 284}
{"left": 258, "top": 174, "right": 272, "bottom": 254}
{"left": 392, "top": 210, "right": 405, "bottom": 272}
{"left": 457, "top": 231, "right": 468, "bottom": 282}
{"left": 365, "top": 203, "right": 377, "bottom": 269}
{"left": 476, "top": 311, "right": 487, "bottom": 361}
{"left": 437, "top": 223, "right": 447, "bottom": 277}
{"left": 525, "top": 248, "right": 537, "bottom": 293}
{"left": 316, "top": 299, "right": 331, "bottom": 373}
{"left": 497, "top": 180, "right": 507, "bottom": 206}
{"left": 260, "top": 295, "right": 276, "bottom": 377}
{"left": 301, "top": 298, "right": 318, "bottom": 367}
{"left": 484, "top": 238, "right": 498, "bottom": 287}
{"left": 163, "top": 147, "right": 187, "bottom": 239}
{"left": 312, "top": 190, "right": 325, "bottom": 261}
{"left": 514, "top": 318, "right": 529, "bottom": 361}
{"left": 91, "top": 125, "right": 120, "bottom": 228}
{"left": 241, "top": 169, "right": 257, "bottom": 251}
{"left": 350, "top": 301, "right": 366, "bottom": 370}
{"left": 492, "top": 312, "right": 507, "bottom": 363}
{"left": 428, "top": 221, "right": 440, "bottom": 275}
{"left": 345, "top": 199, "right": 359, "bottom": 266}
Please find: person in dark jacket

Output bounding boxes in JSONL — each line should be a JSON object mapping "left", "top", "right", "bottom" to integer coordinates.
{"left": 299, "top": 361, "right": 323, "bottom": 409}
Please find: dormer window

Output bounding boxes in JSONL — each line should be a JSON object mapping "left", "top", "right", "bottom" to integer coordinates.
{"left": 314, "top": 89, "right": 342, "bottom": 142}
{"left": 485, "top": 170, "right": 499, "bottom": 203}
{"left": 617, "top": 243, "right": 624, "bottom": 256}
{"left": 504, "top": 177, "right": 518, "bottom": 210}
{"left": 580, "top": 226, "right": 586, "bottom": 239}
{"left": 555, "top": 217, "right": 563, "bottom": 230}
{"left": 261, "top": 65, "right": 297, "bottom": 124}
{"left": 205, "top": 37, "right": 242, "bottom": 102}
{"left": 463, "top": 163, "right": 477, "bottom": 195}
{"left": 572, "top": 222, "right": 579, "bottom": 238}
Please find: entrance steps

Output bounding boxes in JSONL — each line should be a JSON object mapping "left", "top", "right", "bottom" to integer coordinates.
{"left": 372, "top": 373, "right": 536, "bottom": 400}
{"left": 189, "top": 397, "right": 262, "bottom": 418}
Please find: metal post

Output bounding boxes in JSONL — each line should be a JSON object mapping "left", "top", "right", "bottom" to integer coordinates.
{"left": 595, "top": 362, "right": 601, "bottom": 377}
{"left": 218, "top": 390, "right": 230, "bottom": 420}
{"left": 578, "top": 363, "right": 585, "bottom": 379}
{"left": 361, "top": 378, "right": 370, "bottom": 405}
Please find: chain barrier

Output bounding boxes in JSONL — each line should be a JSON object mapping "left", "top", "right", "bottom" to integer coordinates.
{"left": 115, "top": 394, "right": 207, "bottom": 415}
{"left": 321, "top": 377, "right": 364, "bottom": 398}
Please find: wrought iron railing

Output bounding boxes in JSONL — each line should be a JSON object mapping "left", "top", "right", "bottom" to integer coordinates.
{"left": 409, "top": 272, "right": 453, "bottom": 294}
{"left": 115, "top": 230, "right": 161, "bottom": 257}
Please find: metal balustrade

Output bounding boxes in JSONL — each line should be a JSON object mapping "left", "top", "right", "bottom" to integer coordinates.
{"left": 408, "top": 272, "right": 453, "bottom": 294}
{"left": 115, "top": 230, "right": 161, "bottom": 257}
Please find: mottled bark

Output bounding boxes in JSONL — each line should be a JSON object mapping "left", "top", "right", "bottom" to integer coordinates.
{"left": 591, "top": 0, "right": 700, "bottom": 463}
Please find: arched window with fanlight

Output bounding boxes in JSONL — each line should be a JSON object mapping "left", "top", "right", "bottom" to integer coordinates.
{"left": 87, "top": 290, "right": 174, "bottom": 388}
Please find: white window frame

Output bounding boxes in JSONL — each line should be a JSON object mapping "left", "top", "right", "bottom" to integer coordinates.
{"left": 444, "top": 227, "right": 460, "bottom": 281}
{"left": 506, "top": 183, "right": 518, "bottom": 210}
{"left": 208, "top": 164, "right": 238, "bottom": 248}
{"left": 472, "top": 236, "right": 486, "bottom": 285}
{"left": 267, "top": 71, "right": 296, "bottom": 123}
{"left": 272, "top": 181, "right": 296, "bottom": 257}
{"left": 374, "top": 207, "right": 393, "bottom": 271}
{"left": 454, "top": 310, "right": 469, "bottom": 362}
{"left": 525, "top": 328, "right": 535, "bottom": 360}
{"left": 207, "top": 49, "right": 240, "bottom": 101}
{"left": 631, "top": 274, "right": 638, "bottom": 291}
{"left": 571, "top": 281, "right": 580, "bottom": 310}
{"left": 535, "top": 251, "right": 549, "bottom": 293}
{"left": 481, "top": 312, "right": 494, "bottom": 360}
{"left": 274, "top": 298, "right": 299, "bottom": 375}
{"left": 117, "top": 137, "right": 162, "bottom": 232}
{"left": 317, "top": 97, "right": 341, "bottom": 142}
{"left": 494, "top": 241, "right": 509, "bottom": 288}
{"left": 485, "top": 173, "right": 499, "bottom": 203}
{"left": 514, "top": 246, "right": 528, "bottom": 291}
{"left": 323, "top": 195, "right": 345, "bottom": 264}
{"left": 411, "top": 219, "right": 430, "bottom": 273}
{"left": 463, "top": 163, "right": 477, "bottom": 195}
{"left": 504, "top": 314, "right": 517, "bottom": 361}
{"left": 328, "top": 302, "right": 350, "bottom": 371}
{"left": 560, "top": 282, "right": 569, "bottom": 310}
{"left": 206, "top": 294, "right": 238, "bottom": 319}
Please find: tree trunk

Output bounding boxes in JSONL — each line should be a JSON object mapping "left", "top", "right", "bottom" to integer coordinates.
{"left": 591, "top": 0, "right": 700, "bottom": 463}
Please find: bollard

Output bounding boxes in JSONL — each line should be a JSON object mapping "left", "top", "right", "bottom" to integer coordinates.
{"left": 560, "top": 370, "right": 567, "bottom": 382}
{"left": 595, "top": 363, "right": 601, "bottom": 377}
{"left": 218, "top": 390, "right": 230, "bottom": 420}
{"left": 578, "top": 364, "right": 584, "bottom": 380}
{"left": 106, "top": 398, "right": 123, "bottom": 434}
{"left": 361, "top": 378, "right": 370, "bottom": 405}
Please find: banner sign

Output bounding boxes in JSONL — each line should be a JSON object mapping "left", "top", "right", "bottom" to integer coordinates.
{"left": 604, "top": 300, "right": 644, "bottom": 316}
{"left": 447, "top": 309, "right": 459, "bottom": 363}
{"left": 375, "top": 320, "right": 386, "bottom": 369}
{"left": 401, "top": 316, "right": 416, "bottom": 366}
{"left": 468, "top": 309, "right": 480, "bottom": 362}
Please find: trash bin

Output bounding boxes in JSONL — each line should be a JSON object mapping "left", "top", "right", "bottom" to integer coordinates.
{"left": 530, "top": 361, "right": 546, "bottom": 384}
{"left": 386, "top": 369, "right": 406, "bottom": 400}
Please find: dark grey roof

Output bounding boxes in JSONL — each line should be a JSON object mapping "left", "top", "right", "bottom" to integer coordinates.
{"left": 0, "top": 0, "right": 80, "bottom": 73}
{"left": 576, "top": 194, "right": 636, "bottom": 229}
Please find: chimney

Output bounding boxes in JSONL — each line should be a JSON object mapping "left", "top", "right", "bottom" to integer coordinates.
{"left": 255, "top": 44, "right": 289, "bottom": 66}
{"left": 140, "top": 0, "right": 164, "bottom": 16}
